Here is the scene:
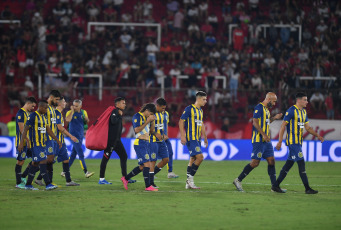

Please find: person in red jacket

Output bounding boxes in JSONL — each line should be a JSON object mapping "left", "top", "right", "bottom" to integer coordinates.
{"left": 233, "top": 25, "right": 244, "bottom": 51}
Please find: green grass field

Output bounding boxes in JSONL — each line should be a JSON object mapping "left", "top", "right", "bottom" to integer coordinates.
{"left": 0, "top": 158, "right": 340, "bottom": 230}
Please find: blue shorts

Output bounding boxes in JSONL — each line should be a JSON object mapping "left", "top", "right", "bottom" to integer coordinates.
{"left": 31, "top": 146, "right": 47, "bottom": 162}
{"left": 55, "top": 143, "right": 69, "bottom": 163}
{"left": 134, "top": 139, "right": 156, "bottom": 165}
{"left": 150, "top": 141, "right": 169, "bottom": 160}
{"left": 16, "top": 146, "right": 32, "bottom": 161}
{"left": 251, "top": 142, "right": 274, "bottom": 160}
{"left": 46, "top": 140, "right": 57, "bottom": 156}
{"left": 287, "top": 144, "right": 304, "bottom": 162}
{"left": 186, "top": 140, "right": 202, "bottom": 157}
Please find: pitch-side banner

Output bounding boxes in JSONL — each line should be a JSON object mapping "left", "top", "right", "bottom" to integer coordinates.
{"left": 0, "top": 136, "right": 340, "bottom": 162}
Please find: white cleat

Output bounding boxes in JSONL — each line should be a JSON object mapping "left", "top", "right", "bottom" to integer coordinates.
{"left": 168, "top": 172, "right": 179, "bottom": 179}
{"left": 85, "top": 171, "right": 95, "bottom": 178}
{"left": 60, "top": 172, "right": 65, "bottom": 177}
{"left": 233, "top": 178, "right": 244, "bottom": 192}
{"left": 186, "top": 177, "right": 200, "bottom": 189}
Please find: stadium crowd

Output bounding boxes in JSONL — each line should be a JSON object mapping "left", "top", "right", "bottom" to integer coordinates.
{"left": 1, "top": 0, "right": 341, "bottom": 128}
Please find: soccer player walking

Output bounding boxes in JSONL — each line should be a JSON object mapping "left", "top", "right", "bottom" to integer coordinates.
{"left": 65, "top": 99, "right": 94, "bottom": 178}
{"left": 14, "top": 97, "right": 37, "bottom": 189}
{"left": 99, "top": 97, "right": 135, "bottom": 185}
{"left": 273, "top": 92, "right": 324, "bottom": 194}
{"left": 18, "top": 100, "right": 62, "bottom": 190}
{"left": 179, "top": 91, "right": 208, "bottom": 189}
{"left": 164, "top": 109, "right": 179, "bottom": 179}
{"left": 55, "top": 97, "right": 80, "bottom": 186}
{"left": 233, "top": 92, "right": 283, "bottom": 192}
{"left": 121, "top": 103, "right": 157, "bottom": 191}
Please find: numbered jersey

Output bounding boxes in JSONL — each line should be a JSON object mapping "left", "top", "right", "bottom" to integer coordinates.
{"left": 284, "top": 105, "right": 309, "bottom": 145}
{"left": 26, "top": 111, "right": 47, "bottom": 147}
{"left": 252, "top": 103, "right": 270, "bottom": 143}
{"left": 180, "top": 104, "right": 204, "bottom": 142}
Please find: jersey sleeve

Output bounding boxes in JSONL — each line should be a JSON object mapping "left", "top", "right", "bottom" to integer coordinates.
{"left": 25, "top": 113, "right": 35, "bottom": 127}
{"left": 110, "top": 109, "right": 120, "bottom": 125}
{"left": 16, "top": 110, "right": 25, "bottom": 123}
{"left": 132, "top": 114, "right": 141, "bottom": 129}
{"left": 253, "top": 105, "right": 263, "bottom": 119}
{"left": 83, "top": 110, "right": 88, "bottom": 118}
{"left": 55, "top": 110, "right": 62, "bottom": 125}
{"left": 66, "top": 110, "right": 72, "bottom": 120}
{"left": 180, "top": 107, "right": 191, "bottom": 120}
{"left": 165, "top": 111, "right": 169, "bottom": 124}
{"left": 304, "top": 110, "right": 309, "bottom": 123}
{"left": 283, "top": 109, "right": 293, "bottom": 123}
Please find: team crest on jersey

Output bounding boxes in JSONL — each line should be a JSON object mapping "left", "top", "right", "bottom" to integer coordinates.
{"left": 151, "top": 153, "right": 156, "bottom": 159}
{"left": 74, "top": 116, "right": 77, "bottom": 119}
{"left": 195, "top": 146, "right": 201, "bottom": 152}
{"left": 21, "top": 152, "right": 26, "bottom": 158}
{"left": 134, "top": 119, "right": 137, "bottom": 123}
{"left": 298, "top": 152, "right": 303, "bottom": 158}
{"left": 255, "top": 110, "right": 258, "bottom": 113}
{"left": 40, "top": 152, "right": 45, "bottom": 158}
{"left": 48, "top": 147, "right": 53, "bottom": 153}
{"left": 183, "top": 111, "right": 185, "bottom": 114}
{"left": 257, "top": 152, "right": 262, "bottom": 158}
{"left": 18, "top": 116, "right": 21, "bottom": 119}
{"left": 28, "top": 117, "right": 30, "bottom": 120}
{"left": 145, "top": 154, "right": 150, "bottom": 160}
{"left": 286, "top": 112, "right": 289, "bottom": 116}
{"left": 57, "top": 116, "right": 60, "bottom": 119}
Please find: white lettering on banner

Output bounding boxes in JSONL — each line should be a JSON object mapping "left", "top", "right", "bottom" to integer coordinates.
{"left": 316, "top": 142, "right": 328, "bottom": 162}
{"left": 177, "top": 141, "right": 189, "bottom": 160}
{"left": 329, "top": 142, "right": 341, "bottom": 162}
{"left": 208, "top": 140, "right": 228, "bottom": 161}
{"left": 273, "top": 141, "right": 288, "bottom": 158}
{"left": 309, "top": 142, "right": 315, "bottom": 162}
{"left": 0, "top": 137, "right": 12, "bottom": 154}
{"left": 130, "top": 139, "right": 137, "bottom": 159}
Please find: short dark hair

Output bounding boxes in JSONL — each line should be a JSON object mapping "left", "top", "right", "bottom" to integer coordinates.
{"left": 115, "top": 97, "right": 125, "bottom": 105}
{"left": 38, "top": 100, "right": 48, "bottom": 106}
{"left": 59, "top": 96, "right": 64, "bottom": 101}
{"left": 26, "top": 97, "right": 37, "bottom": 104}
{"left": 49, "top": 90, "right": 61, "bottom": 98}
{"left": 295, "top": 92, "right": 307, "bottom": 99}
{"left": 156, "top": 97, "right": 167, "bottom": 106}
{"left": 196, "top": 91, "right": 207, "bottom": 98}
{"left": 140, "top": 103, "right": 156, "bottom": 114}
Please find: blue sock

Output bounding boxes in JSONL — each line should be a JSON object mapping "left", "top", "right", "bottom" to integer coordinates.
{"left": 26, "top": 165, "right": 39, "bottom": 186}
{"left": 47, "top": 162, "right": 53, "bottom": 183}
{"left": 154, "top": 166, "right": 162, "bottom": 175}
{"left": 187, "top": 165, "right": 191, "bottom": 178}
{"left": 297, "top": 160, "right": 310, "bottom": 190}
{"left": 268, "top": 165, "right": 276, "bottom": 185}
{"left": 168, "top": 152, "right": 173, "bottom": 172}
{"left": 15, "top": 164, "right": 22, "bottom": 185}
{"left": 150, "top": 171, "right": 155, "bottom": 185}
{"left": 190, "top": 163, "right": 199, "bottom": 176}
{"left": 22, "top": 161, "right": 32, "bottom": 178}
{"left": 63, "top": 162, "right": 72, "bottom": 183}
{"left": 276, "top": 160, "right": 294, "bottom": 186}
{"left": 237, "top": 164, "right": 254, "bottom": 182}
{"left": 36, "top": 172, "right": 42, "bottom": 180}
{"left": 125, "top": 166, "right": 142, "bottom": 180}
{"left": 40, "top": 164, "right": 51, "bottom": 185}
{"left": 143, "top": 167, "right": 151, "bottom": 188}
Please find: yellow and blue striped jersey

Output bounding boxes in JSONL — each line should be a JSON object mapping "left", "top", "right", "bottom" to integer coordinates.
{"left": 45, "top": 105, "right": 57, "bottom": 141}
{"left": 150, "top": 111, "right": 165, "bottom": 142}
{"left": 15, "top": 108, "right": 29, "bottom": 148}
{"left": 164, "top": 111, "right": 169, "bottom": 136}
{"left": 180, "top": 104, "right": 204, "bottom": 142}
{"left": 252, "top": 103, "right": 270, "bottom": 143}
{"left": 284, "top": 105, "right": 309, "bottom": 145}
{"left": 132, "top": 112, "right": 150, "bottom": 139}
{"left": 55, "top": 108, "right": 65, "bottom": 144}
{"left": 26, "top": 111, "right": 47, "bottom": 147}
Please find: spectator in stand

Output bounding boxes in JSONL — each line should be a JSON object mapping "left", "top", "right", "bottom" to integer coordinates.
{"left": 325, "top": 92, "right": 334, "bottom": 120}
{"left": 184, "top": 62, "right": 196, "bottom": 87}
{"left": 116, "top": 43, "right": 130, "bottom": 62}
{"left": 62, "top": 56, "right": 73, "bottom": 75}
{"left": 221, "top": 117, "right": 230, "bottom": 132}
{"left": 167, "top": 0, "right": 180, "bottom": 13}
{"left": 187, "top": 5, "right": 199, "bottom": 23}
{"left": 188, "top": 22, "right": 200, "bottom": 38}
{"left": 199, "top": 0, "right": 208, "bottom": 21}
{"left": 143, "top": 0, "right": 153, "bottom": 19}
{"left": 103, "top": 4, "right": 117, "bottom": 22}
{"left": 31, "top": 12, "right": 44, "bottom": 29}
{"left": 117, "top": 60, "right": 130, "bottom": 86}
{"left": 316, "top": 19, "right": 328, "bottom": 35}
{"left": 251, "top": 74, "right": 262, "bottom": 90}
{"left": 155, "top": 65, "right": 166, "bottom": 87}
{"left": 205, "top": 33, "right": 217, "bottom": 47}
{"left": 146, "top": 40, "right": 159, "bottom": 66}
{"left": 312, "top": 62, "right": 324, "bottom": 89}
{"left": 208, "top": 13, "right": 219, "bottom": 31}
{"left": 134, "top": 1, "right": 143, "bottom": 22}
{"left": 169, "top": 65, "right": 181, "bottom": 89}
{"left": 263, "top": 53, "right": 276, "bottom": 69}
{"left": 1, "top": 6, "right": 13, "bottom": 20}
{"left": 310, "top": 91, "right": 324, "bottom": 111}
{"left": 130, "top": 57, "right": 140, "bottom": 86}
{"left": 183, "top": 0, "right": 195, "bottom": 10}
{"left": 233, "top": 25, "right": 244, "bottom": 51}
{"left": 200, "top": 19, "right": 213, "bottom": 38}
{"left": 87, "top": 2, "right": 100, "bottom": 21}
{"left": 17, "top": 45, "right": 27, "bottom": 78}
{"left": 280, "top": 26, "right": 290, "bottom": 44}
{"left": 120, "top": 31, "right": 132, "bottom": 49}
{"left": 53, "top": 2, "right": 66, "bottom": 20}
{"left": 230, "top": 68, "right": 240, "bottom": 102}
{"left": 113, "top": 0, "right": 124, "bottom": 16}
{"left": 249, "top": 0, "right": 259, "bottom": 13}
{"left": 145, "top": 61, "right": 155, "bottom": 88}
{"left": 173, "top": 9, "right": 184, "bottom": 38}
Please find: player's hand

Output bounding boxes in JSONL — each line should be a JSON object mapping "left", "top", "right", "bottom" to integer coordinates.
{"left": 70, "top": 105, "right": 75, "bottom": 112}
{"left": 71, "top": 136, "right": 78, "bottom": 143}
{"left": 147, "top": 115, "right": 156, "bottom": 123}
{"left": 262, "top": 134, "right": 270, "bottom": 142}
{"left": 275, "top": 142, "right": 282, "bottom": 150}
{"left": 204, "top": 138, "right": 208, "bottom": 148}
{"left": 181, "top": 136, "right": 187, "bottom": 145}
{"left": 57, "top": 140, "right": 62, "bottom": 149}
{"left": 118, "top": 109, "right": 123, "bottom": 116}
{"left": 318, "top": 135, "right": 324, "bottom": 143}
{"left": 274, "top": 113, "right": 283, "bottom": 120}
{"left": 18, "top": 142, "right": 24, "bottom": 152}
{"left": 163, "top": 135, "right": 169, "bottom": 140}
{"left": 155, "top": 133, "right": 163, "bottom": 140}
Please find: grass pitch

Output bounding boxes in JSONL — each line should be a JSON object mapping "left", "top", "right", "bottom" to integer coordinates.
{"left": 0, "top": 158, "right": 340, "bottom": 230}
